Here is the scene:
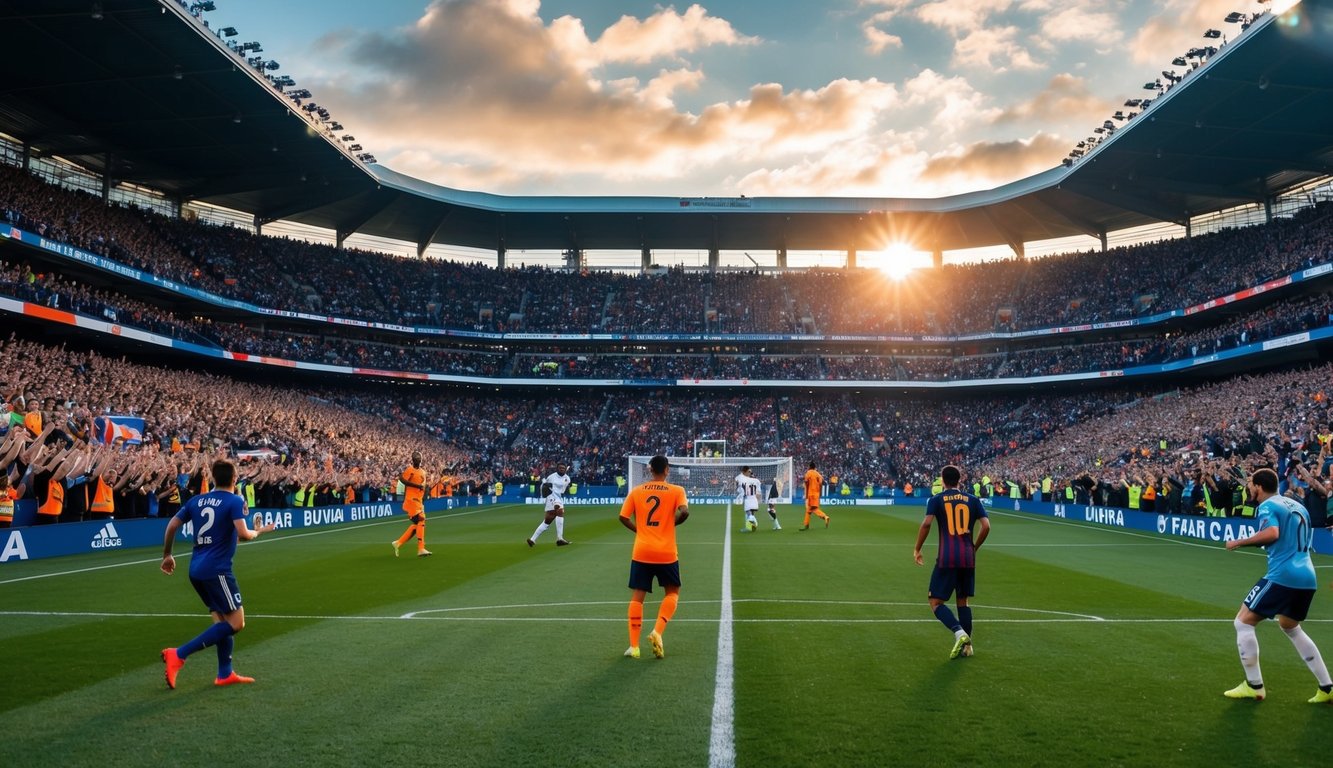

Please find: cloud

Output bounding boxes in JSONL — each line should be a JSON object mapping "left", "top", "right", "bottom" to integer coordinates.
{"left": 952, "top": 25, "right": 1042, "bottom": 70}
{"left": 1130, "top": 0, "right": 1249, "bottom": 65}
{"left": 918, "top": 132, "right": 1068, "bottom": 184}
{"left": 915, "top": 0, "right": 1016, "bottom": 33}
{"left": 308, "top": 0, "right": 900, "bottom": 189}
{"left": 996, "top": 73, "right": 1116, "bottom": 125}
{"left": 863, "top": 12, "right": 904, "bottom": 55}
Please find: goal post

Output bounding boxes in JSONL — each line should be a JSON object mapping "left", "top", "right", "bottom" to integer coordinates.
{"left": 627, "top": 455, "right": 794, "bottom": 504}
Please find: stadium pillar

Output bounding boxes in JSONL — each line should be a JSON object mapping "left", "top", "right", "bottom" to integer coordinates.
{"left": 709, "top": 247, "right": 719, "bottom": 272}
{"left": 846, "top": 248, "right": 857, "bottom": 269}
{"left": 1185, "top": 219, "right": 1192, "bottom": 239}
{"left": 932, "top": 249, "right": 943, "bottom": 268}
{"left": 336, "top": 231, "right": 351, "bottom": 250}
{"left": 1099, "top": 232, "right": 1108, "bottom": 252}
{"left": 1264, "top": 196, "right": 1274, "bottom": 224}
{"left": 253, "top": 214, "right": 263, "bottom": 236}
{"left": 1011, "top": 242, "right": 1026, "bottom": 260}
{"left": 20, "top": 143, "right": 30, "bottom": 171}
{"left": 497, "top": 246, "right": 506, "bottom": 269}
{"left": 777, "top": 248, "right": 788, "bottom": 269}
{"left": 641, "top": 248, "right": 651, "bottom": 271}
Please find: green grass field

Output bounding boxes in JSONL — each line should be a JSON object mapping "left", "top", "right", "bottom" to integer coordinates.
{"left": 2, "top": 503, "right": 1331, "bottom": 767}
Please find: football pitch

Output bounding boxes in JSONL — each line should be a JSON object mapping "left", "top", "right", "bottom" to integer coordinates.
{"left": 2, "top": 503, "right": 1331, "bottom": 767}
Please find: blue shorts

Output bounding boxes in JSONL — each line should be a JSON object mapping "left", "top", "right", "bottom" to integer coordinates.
{"left": 190, "top": 572, "right": 243, "bottom": 616}
{"left": 929, "top": 566, "right": 976, "bottom": 601}
{"left": 1243, "top": 578, "right": 1315, "bottom": 621}
{"left": 628, "top": 560, "right": 681, "bottom": 593}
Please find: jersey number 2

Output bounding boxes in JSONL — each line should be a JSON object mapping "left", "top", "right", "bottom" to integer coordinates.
{"left": 196, "top": 508, "right": 215, "bottom": 544}
{"left": 645, "top": 495, "right": 662, "bottom": 527}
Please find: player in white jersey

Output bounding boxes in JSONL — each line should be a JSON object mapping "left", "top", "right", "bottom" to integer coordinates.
{"left": 527, "top": 463, "right": 572, "bottom": 547}
{"left": 735, "top": 467, "right": 765, "bottom": 531}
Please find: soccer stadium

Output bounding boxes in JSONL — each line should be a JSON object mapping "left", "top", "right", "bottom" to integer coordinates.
{"left": 2, "top": 0, "right": 1333, "bottom": 765}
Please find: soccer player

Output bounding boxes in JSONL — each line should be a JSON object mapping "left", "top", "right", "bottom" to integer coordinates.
{"left": 620, "top": 455, "right": 689, "bottom": 659}
{"left": 766, "top": 478, "right": 782, "bottom": 530}
{"left": 801, "top": 461, "right": 830, "bottom": 530}
{"left": 392, "top": 451, "right": 431, "bottom": 557}
{"left": 159, "top": 458, "right": 276, "bottom": 689}
{"left": 1222, "top": 468, "right": 1333, "bottom": 703}
{"left": 527, "top": 462, "right": 572, "bottom": 547}
{"left": 913, "top": 465, "right": 990, "bottom": 659}
{"left": 735, "top": 466, "right": 763, "bottom": 531}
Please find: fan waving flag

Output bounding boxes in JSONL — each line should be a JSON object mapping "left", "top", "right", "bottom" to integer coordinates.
{"left": 94, "top": 415, "right": 144, "bottom": 446}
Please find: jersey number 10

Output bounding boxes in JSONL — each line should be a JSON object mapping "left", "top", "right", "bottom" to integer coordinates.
{"left": 943, "top": 502, "right": 971, "bottom": 537}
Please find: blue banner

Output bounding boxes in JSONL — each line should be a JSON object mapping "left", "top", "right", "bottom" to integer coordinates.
{"left": 0, "top": 496, "right": 498, "bottom": 563}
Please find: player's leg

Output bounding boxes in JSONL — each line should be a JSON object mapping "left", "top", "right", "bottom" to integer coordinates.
{"left": 1275, "top": 593, "right": 1333, "bottom": 702}
{"left": 554, "top": 507, "right": 570, "bottom": 545}
{"left": 394, "top": 515, "right": 419, "bottom": 555}
{"left": 650, "top": 566, "right": 681, "bottom": 659}
{"left": 626, "top": 563, "right": 652, "bottom": 657}
{"left": 768, "top": 501, "right": 780, "bottom": 529}
{"left": 813, "top": 503, "right": 830, "bottom": 526}
{"left": 928, "top": 568, "right": 969, "bottom": 659}
{"left": 1225, "top": 595, "right": 1268, "bottom": 699}
{"left": 802, "top": 504, "right": 812, "bottom": 530}
{"left": 413, "top": 513, "right": 430, "bottom": 556}
{"left": 529, "top": 508, "right": 556, "bottom": 545}
{"left": 165, "top": 577, "right": 242, "bottom": 688}
{"left": 214, "top": 605, "right": 255, "bottom": 685}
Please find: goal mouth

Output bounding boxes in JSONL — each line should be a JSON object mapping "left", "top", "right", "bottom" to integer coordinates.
{"left": 627, "top": 455, "right": 794, "bottom": 504}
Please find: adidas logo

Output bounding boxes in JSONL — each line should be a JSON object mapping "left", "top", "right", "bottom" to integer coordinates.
{"left": 91, "top": 521, "right": 123, "bottom": 549}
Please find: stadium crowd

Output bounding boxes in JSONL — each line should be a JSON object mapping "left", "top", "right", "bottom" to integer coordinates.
{"left": 4, "top": 163, "right": 1332, "bottom": 338}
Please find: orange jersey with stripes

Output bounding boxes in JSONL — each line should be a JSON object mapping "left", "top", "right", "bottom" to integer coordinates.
{"left": 804, "top": 469, "right": 823, "bottom": 506}
{"left": 401, "top": 466, "right": 426, "bottom": 514}
{"left": 620, "top": 480, "right": 688, "bottom": 564}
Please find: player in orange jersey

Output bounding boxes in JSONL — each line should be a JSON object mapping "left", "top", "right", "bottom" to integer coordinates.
{"left": 392, "top": 451, "right": 432, "bottom": 557}
{"left": 801, "top": 461, "right": 830, "bottom": 530}
{"left": 619, "top": 455, "right": 690, "bottom": 659}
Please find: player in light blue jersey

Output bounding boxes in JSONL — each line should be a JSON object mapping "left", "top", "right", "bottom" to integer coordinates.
{"left": 1222, "top": 468, "right": 1333, "bottom": 704}
{"left": 159, "top": 458, "right": 276, "bottom": 689}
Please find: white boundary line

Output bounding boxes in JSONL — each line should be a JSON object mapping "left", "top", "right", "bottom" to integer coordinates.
{"left": 709, "top": 503, "right": 736, "bottom": 768}
{"left": 0, "top": 507, "right": 497, "bottom": 586}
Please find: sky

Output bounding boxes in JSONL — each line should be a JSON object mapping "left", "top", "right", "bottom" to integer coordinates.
{"left": 205, "top": 0, "right": 1279, "bottom": 203}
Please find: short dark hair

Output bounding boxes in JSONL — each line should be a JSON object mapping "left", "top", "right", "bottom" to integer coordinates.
{"left": 740, "top": 466, "right": 750, "bottom": 473}
{"left": 212, "top": 459, "right": 236, "bottom": 488}
{"left": 808, "top": 461, "right": 816, "bottom": 469}
{"left": 941, "top": 465, "right": 962, "bottom": 487}
{"left": 1251, "top": 468, "right": 1278, "bottom": 494}
{"left": 649, "top": 455, "right": 670, "bottom": 475}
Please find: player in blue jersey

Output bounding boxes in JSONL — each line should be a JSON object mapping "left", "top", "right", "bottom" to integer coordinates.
{"left": 1223, "top": 468, "right": 1333, "bottom": 703}
{"left": 159, "top": 458, "right": 276, "bottom": 689}
{"left": 914, "top": 465, "right": 990, "bottom": 660}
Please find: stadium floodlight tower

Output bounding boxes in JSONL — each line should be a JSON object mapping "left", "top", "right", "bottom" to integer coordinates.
{"left": 628, "top": 454, "right": 794, "bottom": 504}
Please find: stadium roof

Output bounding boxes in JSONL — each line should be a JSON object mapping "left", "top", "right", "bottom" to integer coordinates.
{"left": 2, "top": 0, "right": 1332, "bottom": 254}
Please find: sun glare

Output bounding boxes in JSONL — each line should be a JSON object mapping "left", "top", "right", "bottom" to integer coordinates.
{"left": 868, "top": 243, "right": 928, "bottom": 281}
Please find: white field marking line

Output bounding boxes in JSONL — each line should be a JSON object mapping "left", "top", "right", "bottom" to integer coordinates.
{"left": 0, "top": 507, "right": 497, "bottom": 586}
{"left": 984, "top": 509, "right": 1267, "bottom": 556}
{"left": 8, "top": 609, "right": 1332, "bottom": 625}
{"left": 709, "top": 503, "right": 736, "bottom": 768}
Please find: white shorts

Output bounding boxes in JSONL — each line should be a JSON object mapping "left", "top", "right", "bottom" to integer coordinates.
{"left": 544, "top": 495, "right": 565, "bottom": 513}
{"left": 743, "top": 499, "right": 759, "bottom": 513}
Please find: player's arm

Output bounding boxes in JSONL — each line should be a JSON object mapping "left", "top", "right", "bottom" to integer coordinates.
{"left": 400, "top": 470, "right": 425, "bottom": 491}
{"left": 619, "top": 496, "right": 637, "bottom": 532}
{"left": 972, "top": 515, "right": 991, "bottom": 551}
{"left": 235, "top": 512, "right": 277, "bottom": 542}
{"left": 1226, "top": 523, "right": 1279, "bottom": 550}
{"left": 913, "top": 515, "right": 934, "bottom": 565}
{"left": 675, "top": 502, "right": 689, "bottom": 526}
{"left": 161, "top": 514, "right": 184, "bottom": 575}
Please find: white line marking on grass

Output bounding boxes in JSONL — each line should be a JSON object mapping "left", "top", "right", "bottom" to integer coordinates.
{"left": 0, "top": 507, "right": 493, "bottom": 586}
{"left": 709, "top": 502, "right": 736, "bottom": 768}
{"left": 8, "top": 609, "right": 1332, "bottom": 625}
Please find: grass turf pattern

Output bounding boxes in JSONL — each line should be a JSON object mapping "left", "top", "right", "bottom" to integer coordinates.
{"left": 1, "top": 503, "right": 1330, "bottom": 767}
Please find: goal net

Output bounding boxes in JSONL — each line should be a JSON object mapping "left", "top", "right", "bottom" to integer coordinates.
{"left": 627, "top": 456, "right": 794, "bottom": 503}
